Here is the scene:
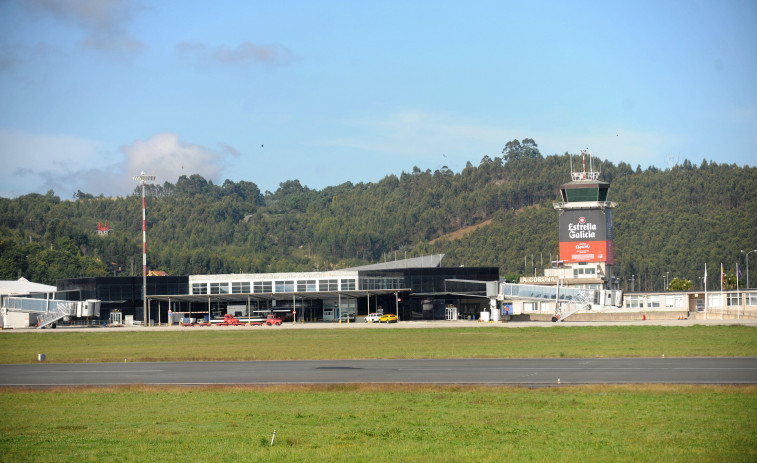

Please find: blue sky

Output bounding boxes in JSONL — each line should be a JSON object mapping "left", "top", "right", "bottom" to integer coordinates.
{"left": 1, "top": 0, "right": 755, "bottom": 198}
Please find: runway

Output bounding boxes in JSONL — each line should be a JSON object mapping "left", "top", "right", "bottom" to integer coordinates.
{"left": 1, "top": 357, "right": 755, "bottom": 387}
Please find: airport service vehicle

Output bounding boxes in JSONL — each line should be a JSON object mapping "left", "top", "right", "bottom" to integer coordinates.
{"left": 186, "top": 314, "right": 283, "bottom": 327}
{"left": 219, "top": 314, "right": 244, "bottom": 326}
{"left": 364, "top": 313, "right": 381, "bottom": 323}
{"left": 378, "top": 313, "right": 398, "bottom": 323}
{"left": 227, "top": 314, "right": 282, "bottom": 326}
{"left": 262, "top": 314, "right": 283, "bottom": 326}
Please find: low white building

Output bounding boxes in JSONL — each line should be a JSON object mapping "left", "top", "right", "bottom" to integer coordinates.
{"left": 0, "top": 277, "right": 57, "bottom": 328}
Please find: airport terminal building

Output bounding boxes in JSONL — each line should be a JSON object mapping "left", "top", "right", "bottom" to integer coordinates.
{"left": 56, "top": 255, "right": 499, "bottom": 325}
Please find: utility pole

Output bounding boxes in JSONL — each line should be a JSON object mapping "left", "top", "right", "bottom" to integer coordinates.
{"left": 133, "top": 172, "right": 155, "bottom": 325}
{"left": 742, "top": 249, "right": 757, "bottom": 289}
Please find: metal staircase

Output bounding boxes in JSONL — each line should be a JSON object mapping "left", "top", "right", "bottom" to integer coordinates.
{"left": 3, "top": 297, "right": 99, "bottom": 328}
{"left": 35, "top": 302, "right": 75, "bottom": 328}
{"left": 499, "top": 283, "right": 601, "bottom": 322}
{"left": 552, "top": 288, "right": 596, "bottom": 322}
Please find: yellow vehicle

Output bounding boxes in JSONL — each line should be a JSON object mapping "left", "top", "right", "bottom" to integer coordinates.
{"left": 378, "top": 313, "right": 398, "bottom": 323}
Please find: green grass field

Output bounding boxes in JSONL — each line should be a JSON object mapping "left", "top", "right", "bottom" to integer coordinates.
{"left": 0, "top": 384, "right": 754, "bottom": 462}
{"left": 1, "top": 325, "right": 755, "bottom": 363}
{"left": 1, "top": 325, "right": 755, "bottom": 461}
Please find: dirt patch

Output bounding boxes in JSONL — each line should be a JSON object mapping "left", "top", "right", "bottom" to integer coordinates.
{"left": 430, "top": 219, "right": 492, "bottom": 244}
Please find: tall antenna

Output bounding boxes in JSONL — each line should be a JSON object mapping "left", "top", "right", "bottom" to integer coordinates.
{"left": 133, "top": 171, "right": 155, "bottom": 325}
{"left": 572, "top": 149, "right": 599, "bottom": 181}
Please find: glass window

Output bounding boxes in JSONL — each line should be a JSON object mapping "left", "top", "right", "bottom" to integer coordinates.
{"left": 647, "top": 295, "right": 660, "bottom": 308}
{"left": 341, "top": 279, "right": 356, "bottom": 291}
{"left": 727, "top": 293, "right": 742, "bottom": 306}
{"left": 253, "top": 281, "right": 272, "bottom": 293}
{"left": 625, "top": 295, "right": 643, "bottom": 308}
{"left": 707, "top": 294, "right": 722, "bottom": 307}
{"left": 523, "top": 302, "right": 538, "bottom": 312}
{"left": 359, "top": 277, "right": 403, "bottom": 290}
{"left": 297, "top": 280, "right": 317, "bottom": 292}
{"left": 746, "top": 293, "right": 757, "bottom": 306}
{"left": 275, "top": 280, "right": 295, "bottom": 293}
{"left": 665, "top": 295, "right": 683, "bottom": 308}
{"left": 192, "top": 283, "right": 207, "bottom": 295}
{"left": 210, "top": 282, "right": 229, "bottom": 294}
{"left": 231, "top": 282, "right": 250, "bottom": 294}
{"left": 319, "top": 279, "right": 338, "bottom": 291}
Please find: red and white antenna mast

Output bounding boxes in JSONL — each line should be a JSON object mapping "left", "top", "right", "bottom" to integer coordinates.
{"left": 572, "top": 149, "right": 599, "bottom": 181}
{"left": 133, "top": 171, "right": 155, "bottom": 325}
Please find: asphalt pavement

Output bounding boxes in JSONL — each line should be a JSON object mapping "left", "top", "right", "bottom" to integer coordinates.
{"left": 2, "top": 357, "right": 755, "bottom": 387}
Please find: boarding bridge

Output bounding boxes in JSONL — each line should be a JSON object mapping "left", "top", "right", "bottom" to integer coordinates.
{"left": 499, "top": 283, "right": 623, "bottom": 321}
{"left": 2, "top": 297, "right": 100, "bottom": 328}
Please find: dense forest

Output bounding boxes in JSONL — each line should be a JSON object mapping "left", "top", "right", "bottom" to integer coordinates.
{"left": 1, "top": 139, "right": 755, "bottom": 292}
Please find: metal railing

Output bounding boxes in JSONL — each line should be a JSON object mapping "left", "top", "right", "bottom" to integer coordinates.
{"left": 4, "top": 297, "right": 74, "bottom": 313}
{"left": 35, "top": 303, "right": 76, "bottom": 328}
{"left": 499, "top": 283, "right": 598, "bottom": 304}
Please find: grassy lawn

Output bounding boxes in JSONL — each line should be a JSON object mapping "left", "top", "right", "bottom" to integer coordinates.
{"left": 0, "top": 384, "right": 754, "bottom": 462}
{"left": 0, "top": 325, "right": 754, "bottom": 363}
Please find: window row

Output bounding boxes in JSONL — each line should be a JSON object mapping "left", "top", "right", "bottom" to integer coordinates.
{"left": 359, "top": 277, "right": 404, "bottom": 290}
{"left": 624, "top": 294, "right": 685, "bottom": 308}
{"left": 706, "top": 292, "right": 757, "bottom": 307}
{"left": 623, "top": 293, "right": 755, "bottom": 309}
{"left": 191, "top": 279, "right": 360, "bottom": 295}
{"left": 573, "top": 267, "right": 596, "bottom": 276}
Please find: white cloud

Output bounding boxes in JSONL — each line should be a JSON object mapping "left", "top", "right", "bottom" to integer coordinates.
{"left": 0, "top": 130, "right": 237, "bottom": 198}
{"left": 120, "top": 133, "right": 227, "bottom": 191}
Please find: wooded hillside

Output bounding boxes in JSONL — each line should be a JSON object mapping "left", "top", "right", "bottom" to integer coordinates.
{"left": 1, "top": 139, "right": 755, "bottom": 292}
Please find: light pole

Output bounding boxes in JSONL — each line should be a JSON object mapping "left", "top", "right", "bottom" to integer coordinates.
{"left": 133, "top": 171, "right": 155, "bottom": 325}
{"left": 741, "top": 249, "right": 757, "bottom": 289}
{"left": 664, "top": 271, "right": 669, "bottom": 291}
{"left": 629, "top": 275, "right": 635, "bottom": 292}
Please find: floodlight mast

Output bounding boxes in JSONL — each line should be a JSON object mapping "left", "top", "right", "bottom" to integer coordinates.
{"left": 133, "top": 172, "right": 155, "bottom": 325}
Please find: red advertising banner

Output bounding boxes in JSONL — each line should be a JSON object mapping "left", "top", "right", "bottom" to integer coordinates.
{"left": 558, "top": 208, "right": 614, "bottom": 264}
{"left": 559, "top": 240, "right": 614, "bottom": 264}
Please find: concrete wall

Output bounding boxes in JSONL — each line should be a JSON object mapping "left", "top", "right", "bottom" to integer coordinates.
{"left": 511, "top": 311, "right": 690, "bottom": 322}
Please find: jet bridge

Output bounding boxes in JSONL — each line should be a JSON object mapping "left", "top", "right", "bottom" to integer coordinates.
{"left": 2, "top": 297, "right": 100, "bottom": 328}
{"left": 498, "top": 283, "right": 622, "bottom": 321}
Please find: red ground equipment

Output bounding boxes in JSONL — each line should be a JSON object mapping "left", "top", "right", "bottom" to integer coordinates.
{"left": 249, "top": 314, "right": 283, "bottom": 326}
{"left": 219, "top": 314, "right": 244, "bottom": 326}
{"left": 265, "top": 314, "right": 283, "bottom": 326}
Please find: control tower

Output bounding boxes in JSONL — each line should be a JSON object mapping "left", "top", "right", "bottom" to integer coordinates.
{"left": 549, "top": 150, "right": 618, "bottom": 290}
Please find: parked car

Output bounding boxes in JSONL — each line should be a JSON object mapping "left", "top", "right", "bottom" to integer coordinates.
{"left": 378, "top": 313, "right": 398, "bottom": 323}
{"left": 339, "top": 313, "right": 356, "bottom": 322}
{"left": 364, "top": 313, "right": 381, "bottom": 323}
